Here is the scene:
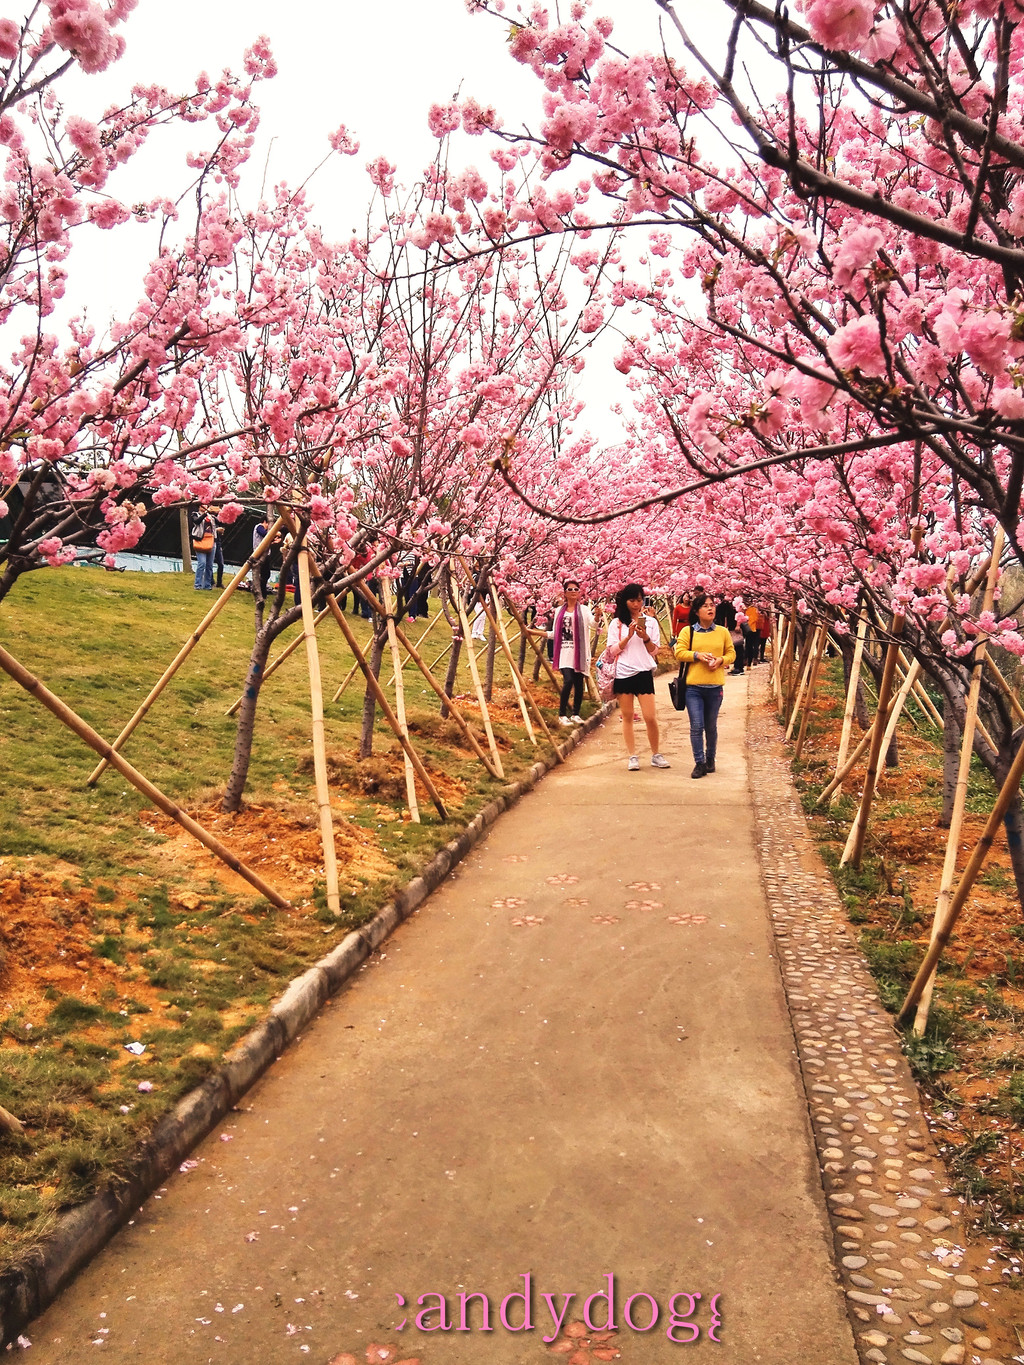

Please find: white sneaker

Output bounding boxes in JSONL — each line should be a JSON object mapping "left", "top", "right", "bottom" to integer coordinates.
{"left": 557, "top": 715, "right": 571, "bottom": 727}
{"left": 651, "top": 753, "right": 671, "bottom": 769}
{"left": 627, "top": 755, "right": 640, "bottom": 771}
{"left": 570, "top": 714, "right": 584, "bottom": 725}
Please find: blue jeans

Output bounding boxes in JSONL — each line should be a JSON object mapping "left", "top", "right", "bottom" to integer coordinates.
{"left": 685, "top": 684, "right": 723, "bottom": 764}
{"left": 194, "top": 548, "right": 213, "bottom": 589}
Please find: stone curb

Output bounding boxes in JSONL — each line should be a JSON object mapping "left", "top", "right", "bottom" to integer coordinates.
{"left": 746, "top": 672, "right": 1010, "bottom": 1365}
{"left": 0, "top": 703, "right": 615, "bottom": 1349}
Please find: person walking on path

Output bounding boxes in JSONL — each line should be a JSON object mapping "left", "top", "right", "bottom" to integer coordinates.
{"left": 675, "top": 591, "right": 734, "bottom": 778}
{"left": 756, "top": 604, "right": 772, "bottom": 662}
{"left": 606, "top": 582, "right": 670, "bottom": 770}
{"left": 743, "top": 602, "right": 759, "bottom": 668}
{"left": 191, "top": 504, "right": 217, "bottom": 591}
{"left": 671, "top": 592, "right": 692, "bottom": 638}
{"left": 546, "top": 579, "right": 594, "bottom": 727}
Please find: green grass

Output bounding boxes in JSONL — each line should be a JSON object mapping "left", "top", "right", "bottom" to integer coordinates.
{"left": 0, "top": 566, "right": 582, "bottom": 1267}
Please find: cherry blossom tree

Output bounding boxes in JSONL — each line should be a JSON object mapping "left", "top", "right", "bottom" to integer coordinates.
{"left": 0, "top": 2, "right": 284, "bottom": 599}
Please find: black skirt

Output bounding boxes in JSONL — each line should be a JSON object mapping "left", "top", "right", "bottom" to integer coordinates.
{"left": 613, "top": 670, "right": 655, "bottom": 696}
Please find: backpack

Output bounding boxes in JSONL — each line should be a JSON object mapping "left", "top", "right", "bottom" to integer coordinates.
{"left": 595, "top": 645, "right": 617, "bottom": 701}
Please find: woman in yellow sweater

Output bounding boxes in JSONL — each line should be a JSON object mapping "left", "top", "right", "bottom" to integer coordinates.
{"left": 674, "top": 593, "right": 736, "bottom": 778}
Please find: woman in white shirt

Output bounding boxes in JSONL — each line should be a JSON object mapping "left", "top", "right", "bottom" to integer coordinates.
{"left": 605, "top": 583, "right": 670, "bottom": 771}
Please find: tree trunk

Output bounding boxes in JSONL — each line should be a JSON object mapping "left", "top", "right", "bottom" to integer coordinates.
{"left": 517, "top": 628, "right": 527, "bottom": 675}
{"left": 358, "top": 624, "right": 387, "bottom": 758}
{"left": 839, "top": 634, "right": 871, "bottom": 730}
{"left": 941, "top": 693, "right": 962, "bottom": 828}
{"left": 995, "top": 727, "right": 1024, "bottom": 911}
{"left": 484, "top": 617, "right": 497, "bottom": 702}
{"left": 223, "top": 627, "right": 276, "bottom": 813}
{"left": 884, "top": 733, "right": 899, "bottom": 769}
{"left": 1002, "top": 791, "right": 1024, "bottom": 911}
{"left": 441, "top": 629, "right": 463, "bottom": 720}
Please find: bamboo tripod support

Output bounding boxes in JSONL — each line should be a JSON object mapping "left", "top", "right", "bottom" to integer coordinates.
{"left": 841, "top": 616, "right": 905, "bottom": 869}
{"left": 459, "top": 569, "right": 564, "bottom": 758}
{"left": 469, "top": 586, "right": 537, "bottom": 745}
{"left": 0, "top": 641, "right": 289, "bottom": 907}
{"left": 384, "top": 607, "right": 444, "bottom": 689}
{"left": 90, "top": 516, "right": 286, "bottom": 781}
{"left": 898, "top": 729, "right": 1024, "bottom": 1030}
{"left": 331, "top": 656, "right": 362, "bottom": 703}
{"left": 912, "top": 532, "right": 1004, "bottom": 1034}
{"left": 381, "top": 579, "right": 420, "bottom": 824}
{"left": 354, "top": 582, "right": 501, "bottom": 781}
{"left": 452, "top": 571, "right": 504, "bottom": 780}
{"left": 325, "top": 591, "right": 448, "bottom": 819}
{"left": 793, "top": 626, "right": 830, "bottom": 762}
{"left": 503, "top": 596, "right": 564, "bottom": 694}
{"left": 771, "top": 617, "right": 786, "bottom": 711}
{"left": 830, "top": 614, "right": 869, "bottom": 806}
{"left": 297, "top": 548, "right": 342, "bottom": 912}
{"left": 785, "top": 624, "right": 821, "bottom": 742}
{"left": 272, "top": 511, "right": 448, "bottom": 821}
{"left": 227, "top": 605, "right": 331, "bottom": 718}
{"left": 782, "top": 600, "right": 799, "bottom": 713}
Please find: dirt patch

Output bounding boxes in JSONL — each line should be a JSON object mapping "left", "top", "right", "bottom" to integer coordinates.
{"left": 143, "top": 799, "right": 395, "bottom": 901}
{"left": 0, "top": 862, "right": 167, "bottom": 1026}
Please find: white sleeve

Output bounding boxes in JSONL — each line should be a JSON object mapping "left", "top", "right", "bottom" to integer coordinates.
{"left": 646, "top": 615, "right": 661, "bottom": 648}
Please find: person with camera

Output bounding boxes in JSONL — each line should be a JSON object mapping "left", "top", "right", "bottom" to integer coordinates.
{"left": 191, "top": 504, "right": 217, "bottom": 591}
{"left": 674, "top": 592, "right": 735, "bottom": 778}
{"left": 606, "top": 583, "right": 670, "bottom": 771}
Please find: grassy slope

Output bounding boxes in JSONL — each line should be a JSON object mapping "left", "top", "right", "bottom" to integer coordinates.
{"left": 0, "top": 567, "right": 586, "bottom": 1264}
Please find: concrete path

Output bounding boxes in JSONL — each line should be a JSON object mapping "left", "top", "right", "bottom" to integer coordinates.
{"left": 24, "top": 676, "right": 857, "bottom": 1364}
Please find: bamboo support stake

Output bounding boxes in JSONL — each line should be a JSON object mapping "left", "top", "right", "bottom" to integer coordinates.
{"left": 503, "top": 595, "right": 564, "bottom": 694}
{"left": 90, "top": 517, "right": 286, "bottom": 781}
{"left": 452, "top": 571, "right": 504, "bottom": 780}
{"left": 384, "top": 606, "right": 444, "bottom": 689}
{"left": 793, "top": 625, "right": 830, "bottom": 762}
{"left": 465, "top": 576, "right": 566, "bottom": 760}
{"left": 985, "top": 654, "right": 1024, "bottom": 728}
{"left": 898, "top": 727, "right": 1024, "bottom": 1030}
{"left": 785, "top": 624, "right": 821, "bottom": 743}
{"left": 324, "top": 593, "right": 449, "bottom": 819}
{"left": 271, "top": 508, "right": 448, "bottom": 820}
{"left": 782, "top": 599, "right": 799, "bottom": 712}
{"left": 771, "top": 616, "right": 786, "bottom": 710}
{"left": 227, "top": 605, "right": 331, "bottom": 717}
{"left": 896, "top": 649, "right": 944, "bottom": 729}
{"left": 912, "top": 531, "right": 1004, "bottom": 1035}
{"left": 874, "top": 659, "right": 920, "bottom": 784}
{"left": 830, "top": 614, "right": 869, "bottom": 806}
{"left": 297, "top": 548, "right": 341, "bottom": 912}
{"left": 353, "top": 583, "right": 500, "bottom": 780}
{"left": 815, "top": 721, "right": 879, "bottom": 809}
{"left": 472, "top": 587, "right": 536, "bottom": 744}
{"left": 0, "top": 1104, "right": 24, "bottom": 1136}
{"left": 382, "top": 580, "right": 420, "bottom": 823}
{"left": 0, "top": 642, "right": 290, "bottom": 906}
{"left": 331, "top": 656, "right": 362, "bottom": 703}
{"left": 841, "top": 619, "right": 905, "bottom": 868}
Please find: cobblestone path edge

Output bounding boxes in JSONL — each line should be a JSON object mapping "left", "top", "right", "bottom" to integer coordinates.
{"left": 748, "top": 674, "right": 1010, "bottom": 1365}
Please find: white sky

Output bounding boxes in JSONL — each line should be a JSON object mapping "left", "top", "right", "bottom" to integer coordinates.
{"left": 57, "top": 0, "right": 737, "bottom": 447}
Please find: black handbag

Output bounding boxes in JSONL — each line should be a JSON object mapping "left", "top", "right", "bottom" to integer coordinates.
{"left": 668, "top": 628, "right": 692, "bottom": 711}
